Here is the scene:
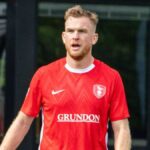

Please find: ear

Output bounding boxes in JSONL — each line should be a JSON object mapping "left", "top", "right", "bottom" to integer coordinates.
{"left": 62, "top": 32, "right": 66, "bottom": 44}
{"left": 92, "top": 33, "right": 98, "bottom": 45}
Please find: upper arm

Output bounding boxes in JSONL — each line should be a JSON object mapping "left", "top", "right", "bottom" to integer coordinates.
{"left": 16, "top": 111, "right": 34, "bottom": 127}
{"left": 111, "top": 118, "right": 130, "bottom": 133}
{"left": 20, "top": 68, "right": 43, "bottom": 117}
{"left": 111, "top": 119, "right": 132, "bottom": 150}
{"left": 111, "top": 118, "right": 131, "bottom": 141}
{"left": 109, "top": 72, "right": 130, "bottom": 121}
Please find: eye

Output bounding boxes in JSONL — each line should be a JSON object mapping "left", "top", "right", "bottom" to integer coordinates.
{"left": 66, "top": 29, "right": 74, "bottom": 33}
{"left": 78, "top": 29, "right": 87, "bottom": 33}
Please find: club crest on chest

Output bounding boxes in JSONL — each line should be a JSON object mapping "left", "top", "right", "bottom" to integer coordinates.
{"left": 93, "top": 84, "right": 106, "bottom": 99}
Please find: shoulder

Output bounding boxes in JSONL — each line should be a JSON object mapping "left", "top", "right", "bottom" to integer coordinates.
{"left": 33, "top": 58, "right": 66, "bottom": 80}
{"left": 38, "top": 58, "right": 65, "bottom": 73}
{"left": 94, "top": 58, "right": 120, "bottom": 78}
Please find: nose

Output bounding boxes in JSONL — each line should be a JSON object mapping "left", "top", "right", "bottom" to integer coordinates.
{"left": 73, "top": 31, "right": 79, "bottom": 40}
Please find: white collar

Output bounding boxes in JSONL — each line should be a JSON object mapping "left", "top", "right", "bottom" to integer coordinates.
{"left": 65, "top": 63, "right": 95, "bottom": 74}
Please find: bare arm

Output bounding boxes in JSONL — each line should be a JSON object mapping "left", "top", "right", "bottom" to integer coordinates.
{"left": 111, "top": 118, "right": 132, "bottom": 150}
{"left": 0, "top": 111, "right": 34, "bottom": 150}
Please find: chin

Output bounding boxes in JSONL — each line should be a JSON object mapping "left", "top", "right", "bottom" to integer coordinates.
{"left": 70, "top": 54, "right": 85, "bottom": 61}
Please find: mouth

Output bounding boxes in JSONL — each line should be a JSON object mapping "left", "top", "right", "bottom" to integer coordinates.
{"left": 71, "top": 44, "right": 81, "bottom": 50}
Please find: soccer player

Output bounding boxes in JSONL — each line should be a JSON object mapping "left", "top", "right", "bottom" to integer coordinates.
{"left": 0, "top": 5, "right": 131, "bottom": 150}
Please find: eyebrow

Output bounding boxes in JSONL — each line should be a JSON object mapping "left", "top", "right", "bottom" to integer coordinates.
{"left": 65, "top": 27, "right": 88, "bottom": 32}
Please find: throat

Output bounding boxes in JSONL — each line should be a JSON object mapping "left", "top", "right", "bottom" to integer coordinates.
{"left": 66, "top": 55, "right": 94, "bottom": 69}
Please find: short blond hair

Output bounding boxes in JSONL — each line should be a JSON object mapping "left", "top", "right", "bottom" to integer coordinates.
{"left": 64, "top": 5, "right": 99, "bottom": 26}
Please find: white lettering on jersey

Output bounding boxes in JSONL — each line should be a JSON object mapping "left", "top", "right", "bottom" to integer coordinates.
{"left": 57, "top": 114, "right": 100, "bottom": 123}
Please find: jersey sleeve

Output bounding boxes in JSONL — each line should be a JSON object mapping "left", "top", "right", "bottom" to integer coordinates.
{"left": 109, "top": 71, "right": 130, "bottom": 121}
{"left": 20, "top": 68, "right": 43, "bottom": 117}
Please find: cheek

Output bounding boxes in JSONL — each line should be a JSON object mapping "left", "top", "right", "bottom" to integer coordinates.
{"left": 63, "top": 35, "right": 71, "bottom": 44}
{"left": 83, "top": 37, "right": 93, "bottom": 45}
{"left": 64, "top": 41, "right": 70, "bottom": 51}
{"left": 62, "top": 33, "right": 69, "bottom": 43}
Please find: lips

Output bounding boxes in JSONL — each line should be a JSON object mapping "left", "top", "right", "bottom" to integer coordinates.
{"left": 71, "top": 44, "right": 81, "bottom": 50}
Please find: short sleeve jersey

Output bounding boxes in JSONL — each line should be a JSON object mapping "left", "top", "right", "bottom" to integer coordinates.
{"left": 21, "top": 58, "right": 130, "bottom": 150}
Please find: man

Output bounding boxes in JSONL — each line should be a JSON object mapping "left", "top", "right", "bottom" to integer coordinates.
{"left": 0, "top": 5, "right": 131, "bottom": 150}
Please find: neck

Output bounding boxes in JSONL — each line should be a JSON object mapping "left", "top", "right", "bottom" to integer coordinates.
{"left": 66, "top": 54, "right": 94, "bottom": 69}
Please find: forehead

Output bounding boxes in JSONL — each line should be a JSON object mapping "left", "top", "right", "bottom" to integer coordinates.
{"left": 65, "top": 16, "right": 94, "bottom": 29}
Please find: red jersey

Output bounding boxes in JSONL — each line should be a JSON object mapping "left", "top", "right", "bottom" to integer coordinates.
{"left": 21, "top": 58, "right": 130, "bottom": 150}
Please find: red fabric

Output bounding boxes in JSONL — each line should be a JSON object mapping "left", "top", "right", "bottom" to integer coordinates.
{"left": 21, "top": 58, "right": 129, "bottom": 150}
